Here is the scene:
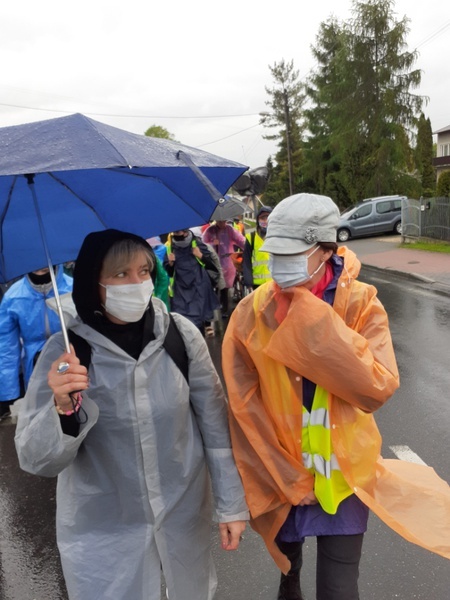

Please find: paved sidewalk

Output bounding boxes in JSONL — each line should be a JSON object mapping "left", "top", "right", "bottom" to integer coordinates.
{"left": 347, "top": 237, "right": 450, "bottom": 296}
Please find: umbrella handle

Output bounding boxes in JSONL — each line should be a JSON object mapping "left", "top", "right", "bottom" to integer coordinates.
{"left": 26, "top": 175, "right": 71, "bottom": 353}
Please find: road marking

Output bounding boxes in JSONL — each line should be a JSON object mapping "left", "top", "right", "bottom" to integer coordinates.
{"left": 389, "top": 445, "right": 427, "bottom": 466}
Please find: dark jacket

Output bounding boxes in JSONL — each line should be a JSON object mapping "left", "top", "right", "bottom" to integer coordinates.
{"left": 164, "top": 233, "right": 219, "bottom": 328}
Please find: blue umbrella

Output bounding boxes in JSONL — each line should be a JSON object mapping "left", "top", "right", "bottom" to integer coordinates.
{"left": 0, "top": 113, "right": 247, "bottom": 349}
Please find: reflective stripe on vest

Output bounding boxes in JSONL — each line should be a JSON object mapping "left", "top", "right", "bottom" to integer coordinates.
{"left": 245, "top": 232, "right": 271, "bottom": 286}
{"left": 302, "top": 385, "right": 352, "bottom": 514}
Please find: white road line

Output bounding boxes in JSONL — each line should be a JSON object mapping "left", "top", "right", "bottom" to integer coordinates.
{"left": 389, "top": 445, "right": 427, "bottom": 466}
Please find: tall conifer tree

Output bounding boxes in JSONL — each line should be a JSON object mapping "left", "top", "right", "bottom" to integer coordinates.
{"left": 303, "top": 0, "right": 424, "bottom": 205}
{"left": 261, "top": 59, "right": 305, "bottom": 200}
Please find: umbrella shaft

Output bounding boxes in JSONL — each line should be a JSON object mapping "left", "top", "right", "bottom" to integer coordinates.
{"left": 27, "top": 175, "right": 71, "bottom": 353}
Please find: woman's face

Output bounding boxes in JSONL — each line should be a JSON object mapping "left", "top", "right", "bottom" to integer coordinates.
{"left": 301, "top": 245, "right": 333, "bottom": 289}
{"left": 99, "top": 250, "right": 152, "bottom": 324}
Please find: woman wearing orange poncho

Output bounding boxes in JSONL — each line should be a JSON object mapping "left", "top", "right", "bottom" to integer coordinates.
{"left": 222, "top": 193, "right": 450, "bottom": 600}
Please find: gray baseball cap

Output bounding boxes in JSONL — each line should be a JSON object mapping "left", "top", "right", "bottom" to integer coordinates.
{"left": 260, "top": 193, "right": 340, "bottom": 254}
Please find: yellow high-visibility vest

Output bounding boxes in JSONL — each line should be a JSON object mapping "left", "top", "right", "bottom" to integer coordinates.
{"left": 245, "top": 232, "right": 272, "bottom": 286}
{"left": 302, "top": 385, "right": 352, "bottom": 514}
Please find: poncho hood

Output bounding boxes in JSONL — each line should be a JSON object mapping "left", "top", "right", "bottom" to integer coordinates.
{"left": 72, "top": 229, "right": 153, "bottom": 328}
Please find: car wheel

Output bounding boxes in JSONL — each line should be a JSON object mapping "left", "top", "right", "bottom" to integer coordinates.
{"left": 337, "top": 228, "right": 350, "bottom": 242}
{"left": 394, "top": 221, "right": 402, "bottom": 235}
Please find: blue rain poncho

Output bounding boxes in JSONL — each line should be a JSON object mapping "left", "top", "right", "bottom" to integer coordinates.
{"left": 0, "top": 267, "right": 73, "bottom": 401}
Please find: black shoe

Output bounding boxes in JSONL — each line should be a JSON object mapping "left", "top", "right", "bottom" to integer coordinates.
{"left": 277, "top": 570, "right": 303, "bottom": 600}
{"left": 0, "top": 408, "right": 11, "bottom": 422}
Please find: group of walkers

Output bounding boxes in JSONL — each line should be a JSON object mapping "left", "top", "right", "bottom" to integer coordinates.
{"left": 0, "top": 214, "right": 267, "bottom": 421}
{"left": 2, "top": 193, "right": 449, "bottom": 600}
{"left": 148, "top": 211, "right": 275, "bottom": 334}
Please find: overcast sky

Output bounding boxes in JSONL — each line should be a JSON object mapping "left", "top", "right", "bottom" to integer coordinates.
{"left": 1, "top": 0, "right": 449, "bottom": 170}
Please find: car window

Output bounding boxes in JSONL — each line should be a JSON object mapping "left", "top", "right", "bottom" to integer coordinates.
{"left": 392, "top": 200, "right": 401, "bottom": 211}
{"left": 376, "top": 201, "right": 392, "bottom": 214}
{"left": 354, "top": 204, "right": 372, "bottom": 218}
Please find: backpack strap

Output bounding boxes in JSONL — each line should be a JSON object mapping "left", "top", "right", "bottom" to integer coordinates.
{"left": 251, "top": 231, "right": 256, "bottom": 253}
{"left": 68, "top": 329, "right": 92, "bottom": 371}
{"left": 68, "top": 314, "right": 189, "bottom": 384}
{"left": 163, "top": 313, "right": 189, "bottom": 384}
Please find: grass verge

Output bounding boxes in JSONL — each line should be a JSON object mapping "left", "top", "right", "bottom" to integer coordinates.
{"left": 401, "top": 240, "right": 450, "bottom": 254}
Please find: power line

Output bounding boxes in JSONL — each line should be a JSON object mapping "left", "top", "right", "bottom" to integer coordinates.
{"left": 197, "top": 124, "right": 262, "bottom": 148}
{"left": 1, "top": 19, "right": 448, "bottom": 127}
{"left": 414, "top": 20, "right": 450, "bottom": 51}
{"left": 0, "top": 101, "right": 259, "bottom": 120}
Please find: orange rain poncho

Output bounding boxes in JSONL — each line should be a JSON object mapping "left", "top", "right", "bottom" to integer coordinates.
{"left": 223, "top": 247, "right": 450, "bottom": 573}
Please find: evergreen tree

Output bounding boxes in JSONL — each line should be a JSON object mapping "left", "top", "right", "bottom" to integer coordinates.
{"left": 415, "top": 114, "right": 436, "bottom": 196}
{"left": 436, "top": 171, "right": 450, "bottom": 197}
{"left": 303, "top": 0, "right": 424, "bottom": 206}
{"left": 343, "top": 0, "right": 423, "bottom": 198}
{"left": 261, "top": 59, "right": 305, "bottom": 197}
{"left": 303, "top": 18, "right": 350, "bottom": 206}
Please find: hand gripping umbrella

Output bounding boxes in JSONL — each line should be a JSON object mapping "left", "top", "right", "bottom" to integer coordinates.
{"left": 0, "top": 113, "right": 247, "bottom": 351}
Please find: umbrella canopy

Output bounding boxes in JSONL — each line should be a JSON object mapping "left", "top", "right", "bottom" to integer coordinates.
{"left": 210, "top": 196, "right": 249, "bottom": 221}
{"left": 0, "top": 113, "right": 247, "bottom": 283}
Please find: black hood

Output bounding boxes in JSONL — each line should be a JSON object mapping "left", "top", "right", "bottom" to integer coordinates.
{"left": 72, "top": 229, "right": 154, "bottom": 328}
{"left": 257, "top": 205, "right": 273, "bottom": 219}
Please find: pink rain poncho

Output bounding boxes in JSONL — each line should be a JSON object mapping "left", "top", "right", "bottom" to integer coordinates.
{"left": 203, "top": 223, "right": 245, "bottom": 288}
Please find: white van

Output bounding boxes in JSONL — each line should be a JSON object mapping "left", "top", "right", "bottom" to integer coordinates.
{"left": 337, "top": 195, "right": 405, "bottom": 242}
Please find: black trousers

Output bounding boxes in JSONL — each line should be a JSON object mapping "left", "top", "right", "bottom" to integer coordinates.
{"left": 277, "top": 534, "right": 364, "bottom": 600}
{"left": 220, "top": 287, "right": 229, "bottom": 314}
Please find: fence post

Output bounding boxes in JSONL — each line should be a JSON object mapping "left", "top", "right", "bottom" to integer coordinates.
{"left": 419, "top": 197, "right": 422, "bottom": 238}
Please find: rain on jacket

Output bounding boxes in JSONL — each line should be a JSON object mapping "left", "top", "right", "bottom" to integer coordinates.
{"left": 15, "top": 298, "right": 249, "bottom": 600}
{"left": 0, "top": 267, "right": 73, "bottom": 401}
{"left": 222, "top": 246, "right": 450, "bottom": 573}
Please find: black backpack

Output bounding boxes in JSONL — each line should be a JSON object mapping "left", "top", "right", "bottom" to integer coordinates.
{"left": 68, "top": 313, "right": 189, "bottom": 383}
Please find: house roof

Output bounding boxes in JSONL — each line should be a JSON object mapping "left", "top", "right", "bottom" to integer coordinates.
{"left": 434, "top": 124, "right": 450, "bottom": 134}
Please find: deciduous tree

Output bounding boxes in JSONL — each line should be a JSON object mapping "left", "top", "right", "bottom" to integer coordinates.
{"left": 144, "top": 125, "right": 176, "bottom": 140}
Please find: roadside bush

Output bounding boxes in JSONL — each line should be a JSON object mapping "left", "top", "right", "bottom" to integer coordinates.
{"left": 436, "top": 171, "right": 450, "bottom": 197}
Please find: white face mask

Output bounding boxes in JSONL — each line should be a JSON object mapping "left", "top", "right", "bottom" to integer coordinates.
{"left": 269, "top": 246, "right": 323, "bottom": 289}
{"left": 99, "top": 278, "right": 154, "bottom": 323}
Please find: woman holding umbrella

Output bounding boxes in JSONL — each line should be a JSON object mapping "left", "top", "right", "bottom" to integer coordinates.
{"left": 15, "top": 229, "right": 248, "bottom": 600}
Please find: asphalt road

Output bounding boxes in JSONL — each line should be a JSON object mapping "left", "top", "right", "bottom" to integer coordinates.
{"left": 0, "top": 267, "right": 449, "bottom": 599}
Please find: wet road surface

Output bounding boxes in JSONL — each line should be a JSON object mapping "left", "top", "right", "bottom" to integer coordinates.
{"left": 0, "top": 425, "right": 66, "bottom": 600}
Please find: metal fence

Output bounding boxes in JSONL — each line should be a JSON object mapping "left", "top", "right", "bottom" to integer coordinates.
{"left": 401, "top": 197, "right": 450, "bottom": 242}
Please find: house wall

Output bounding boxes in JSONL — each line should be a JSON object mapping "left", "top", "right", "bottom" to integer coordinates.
{"left": 434, "top": 128, "right": 450, "bottom": 180}
{"left": 437, "top": 130, "right": 450, "bottom": 157}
